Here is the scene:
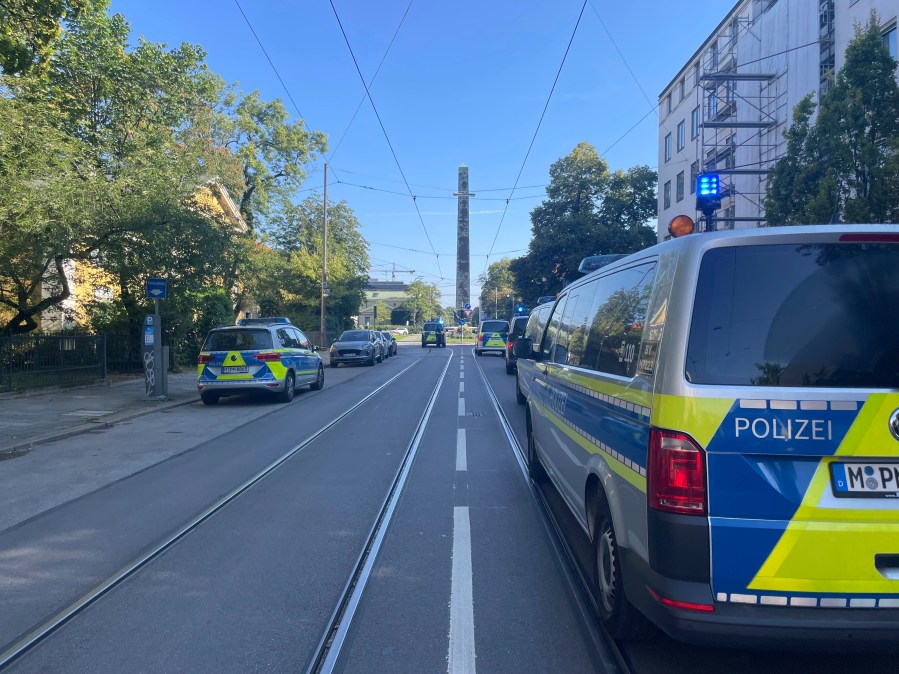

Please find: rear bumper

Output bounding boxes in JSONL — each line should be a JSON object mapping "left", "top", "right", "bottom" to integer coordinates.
{"left": 197, "top": 378, "right": 285, "bottom": 395}
{"left": 623, "top": 548, "right": 899, "bottom": 649}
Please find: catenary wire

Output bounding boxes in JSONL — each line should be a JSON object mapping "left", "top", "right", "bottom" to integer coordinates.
{"left": 482, "top": 0, "right": 589, "bottom": 276}
{"left": 328, "top": 0, "right": 443, "bottom": 278}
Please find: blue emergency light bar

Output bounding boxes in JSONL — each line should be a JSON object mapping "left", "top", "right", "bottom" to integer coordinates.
{"left": 697, "top": 174, "right": 720, "bottom": 198}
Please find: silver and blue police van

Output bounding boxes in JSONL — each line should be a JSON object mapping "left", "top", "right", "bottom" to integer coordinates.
{"left": 513, "top": 225, "right": 899, "bottom": 645}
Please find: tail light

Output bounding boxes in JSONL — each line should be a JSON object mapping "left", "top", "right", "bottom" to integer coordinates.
{"left": 197, "top": 354, "right": 213, "bottom": 364}
{"left": 507, "top": 341, "right": 513, "bottom": 349}
{"left": 648, "top": 428, "right": 707, "bottom": 515}
{"left": 255, "top": 352, "right": 282, "bottom": 362}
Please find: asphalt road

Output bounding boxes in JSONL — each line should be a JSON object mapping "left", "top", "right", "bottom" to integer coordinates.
{"left": 1, "top": 345, "right": 612, "bottom": 673}
{"left": 3, "top": 344, "right": 896, "bottom": 673}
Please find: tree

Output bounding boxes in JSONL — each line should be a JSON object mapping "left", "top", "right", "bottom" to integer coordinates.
{"left": 478, "top": 259, "right": 515, "bottom": 320}
{"left": 0, "top": 97, "right": 92, "bottom": 334}
{"left": 401, "top": 280, "right": 441, "bottom": 326}
{"left": 214, "top": 90, "right": 328, "bottom": 230}
{"left": 510, "top": 142, "right": 657, "bottom": 302}
{"left": 0, "top": 0, "right": 86, "bottom": 75}
{"left": 248, "top": 196, "right": 369, "bottom": 333}
{"left": 765, "top": 18, "right": 899, "bottom": 225}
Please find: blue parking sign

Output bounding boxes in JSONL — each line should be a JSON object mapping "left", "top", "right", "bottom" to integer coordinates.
{"left": 146, "top": 278, "right": 167, "bottom": 300}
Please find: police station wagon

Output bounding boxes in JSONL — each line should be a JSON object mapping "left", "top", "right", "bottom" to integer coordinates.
{"left": 513, "top": 225, "right": 899, "bottom": 646}
{"left": 197, "top": 318, "right": 324, "bottom": 405}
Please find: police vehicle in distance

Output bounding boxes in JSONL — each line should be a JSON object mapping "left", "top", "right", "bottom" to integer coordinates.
{"left": 197, "top": 317, "right": 323, "bottom": 405}
{"left": 513, "top": 225, "right": 899, "bottom": 646}
{"left": 421, "top": 320, "right": 446, "bottom": 348}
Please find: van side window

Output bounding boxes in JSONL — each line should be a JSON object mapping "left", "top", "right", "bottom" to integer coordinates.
{"left": 552, "top": 285, "right": 599, "bottom": 367}
{"left": 541, "top": 296, "right": 567, "bottom": 360}
{"left": 582, "top": 263, "right": 657, "bottom": 377}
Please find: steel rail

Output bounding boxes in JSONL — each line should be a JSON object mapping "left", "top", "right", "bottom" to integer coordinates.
{"left": 0, "top": 357, "right": 429, "bottom": 670}
{"left": 473, "top": 351, "right": 631, "bottom": 674}
{"left": 306, "top": 349, "right": 454, "bottom": 674}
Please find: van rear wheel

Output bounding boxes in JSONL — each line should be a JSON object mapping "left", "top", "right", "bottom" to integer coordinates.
{"left": 593, "top": 503, "right": 655, "bottom": 640}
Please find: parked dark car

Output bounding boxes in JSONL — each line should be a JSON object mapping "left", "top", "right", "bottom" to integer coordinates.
{"left": 380, "top": 331, "right": 397, "bottom": 357}
{"left": 504, "top": 315, "right": 529, "bottom": 374}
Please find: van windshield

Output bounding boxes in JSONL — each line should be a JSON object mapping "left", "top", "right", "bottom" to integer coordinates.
{"left": 480, "top": 321, "right": 508, "bottom": 333}
{"left": 687, "top": 242, "right": 899, "bottom": 388}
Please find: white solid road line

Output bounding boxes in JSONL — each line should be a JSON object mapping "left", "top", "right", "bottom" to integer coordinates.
{"left": 448, "top": 506, "right": 476, "bottom": 674}
{"left": 456, "top": 429, "right": 467, "bottom": 471}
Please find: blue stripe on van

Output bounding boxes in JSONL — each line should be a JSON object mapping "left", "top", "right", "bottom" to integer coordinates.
{"left": 555, "top": 377, "right": 650, "bottom": 472}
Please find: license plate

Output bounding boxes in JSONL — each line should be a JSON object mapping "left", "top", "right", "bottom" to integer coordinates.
{"left": 831, "top": 462, "right": 899, "bottom": 498}
{"left": 221, "top": 365, "right": 248, "bottom": 374}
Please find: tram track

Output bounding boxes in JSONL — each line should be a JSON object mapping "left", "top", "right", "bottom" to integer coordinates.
{"left": 472, "top": 350, "right": 631, "bottom": 674}
{"left": 0, "top": 353, "right": 451, "bottom": 671}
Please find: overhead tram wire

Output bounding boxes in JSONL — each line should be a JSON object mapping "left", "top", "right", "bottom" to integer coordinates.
{"left": 328, "top": 0, "right": 442, "bottom": 279}
{"left": 482, "top": 0, "right": 589, "bottom": 276}
{"left": 233, "top": 1, "right": 324, "bottom": 166}
{"left": 327, "top": 0, "right": 415, "bottom": 164}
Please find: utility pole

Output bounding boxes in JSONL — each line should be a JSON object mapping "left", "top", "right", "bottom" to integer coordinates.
{"left": 320, "top": 164, "right": 328, "bottom": 345}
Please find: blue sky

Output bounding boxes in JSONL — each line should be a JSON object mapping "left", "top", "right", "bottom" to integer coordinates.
{"left": 110, "top": 0, "right": 725, "bottom": 307}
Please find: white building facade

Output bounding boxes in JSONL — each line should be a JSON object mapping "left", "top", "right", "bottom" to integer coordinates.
{"left": 657, "top": 0, "right": 898, "bottom": 240}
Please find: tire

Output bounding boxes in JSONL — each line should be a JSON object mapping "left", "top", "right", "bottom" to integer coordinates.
{"left": 475, "top": 349, "right": 482, "bottom": 356}
{"left": 506, "top": 360, "right": 514, "bottom": 375}
{"left": 515, "top": 376, "right": 526, "bottom": 405}
{"left": 368, "top": 351, "right": 376, "bottom": 366}
{"left": 526, "top": 426, "right": 546, "bottom": 482}
{"left": 377, "top": 351, "right": 383, "bottom": 363}
{"left": 310, "top": 364, "right": 324, "bottom": 390}
{"left": 278, "top": 371, "right": 295, "bottom": 403}
{"left": 200, "top": 391, "right": 219, "bottom": 406}
{"left": 593, "top": 502, "right": 656, "bottom": 640}
{"left": 330, "top": 361, "right": 339, "bottom": 368}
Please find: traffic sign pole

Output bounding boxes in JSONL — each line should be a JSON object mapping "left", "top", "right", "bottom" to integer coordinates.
{"left": 144, "top": 278, "right": 168, "bottom": 398}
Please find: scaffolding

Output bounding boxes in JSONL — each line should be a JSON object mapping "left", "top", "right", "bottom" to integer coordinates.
{"left": 699, "top": 12, "right": 778, "bottom": 229}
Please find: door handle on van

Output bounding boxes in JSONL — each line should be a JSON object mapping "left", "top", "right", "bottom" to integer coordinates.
{"left": 875, "top": 554, "right": 899, "bottom": 580}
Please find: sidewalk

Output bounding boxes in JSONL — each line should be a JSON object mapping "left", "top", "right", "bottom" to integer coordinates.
{"left": 0, "top": 372, "right": 200, "bottom": 456}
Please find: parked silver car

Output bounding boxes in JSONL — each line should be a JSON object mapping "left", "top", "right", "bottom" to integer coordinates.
{"left": 329, "top": 329, "right": 383, "bottom": 367}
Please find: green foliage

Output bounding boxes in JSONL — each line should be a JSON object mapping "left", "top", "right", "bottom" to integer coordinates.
{"left": 478, "top": 259, "right": 515, "bottom": 320}
{"left": 401, "top": 280, "right": 441, "bottom": 326}
{"left": 0, "top": 96, "right": 92, "bottom": 334}
{"left": 0, "top": 0, "right": 86, "bottom": 75}
{"left": 765, "top": 19, "right": 899, "bottom": 225}
{"left": 246, "top": 195, "right": 369, "bottom": 333}
{"left": 510, "top": 142, "right": 657, "bottom": 302}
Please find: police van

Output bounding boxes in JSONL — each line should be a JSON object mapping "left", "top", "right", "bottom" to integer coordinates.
{"left": 513, "top": 225, "right": 899, "bottom": 645}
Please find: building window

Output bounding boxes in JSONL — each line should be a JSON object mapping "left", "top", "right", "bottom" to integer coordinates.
{"left": 676, "top": 172, "right": 685, "bottom": 202}
{"left": 666, "top": 93, "right": 672, "bottom": 114}
{"left": 677, "top": 120, "right": 685, "bottom": 151}
{"left": 679, "top": 79, "right": 685, "bottom": 100}
{"left": 709, "top": 92, "right": 718, "bottom": 118}
{"left": 693, "top": 63, "right": 700, "bottom": 87}
{"left": 690, "top": 161, "right": 699, "bottom": 194}
{"left": 691, "top": 106, "right": 701, "bottom": 138}
{"left": 884, "top": 22, "right": 897, "bottom": 59}
{"left": 663, "top": 181, "right": 671, "bottom": 209}
{"left": 664, "top": 133, "right": 671, "bottom": 162}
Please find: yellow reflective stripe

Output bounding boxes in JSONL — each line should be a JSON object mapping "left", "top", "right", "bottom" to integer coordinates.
{"left": 652, "top": 394, "right": 734, "bottom": 448}
{"left": 750, "top": 393, "right": 899, "bottom": 594}
{"left": 531, "top": 398, "right": 646, "bottom": 492}
{"left": 834, "top": 393, "right": 899, "bottom": 458}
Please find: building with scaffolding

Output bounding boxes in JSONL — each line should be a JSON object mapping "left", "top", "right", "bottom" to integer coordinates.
{"left": 656, "top": 0, "right": 897, "bottom": 240}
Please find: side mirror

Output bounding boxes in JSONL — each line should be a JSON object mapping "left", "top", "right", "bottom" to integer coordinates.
{"left": 512, "top": 337, "right": 532, "bottom": 359}
{"left": 312, "top": 344, "right": 319, "bottom": 352}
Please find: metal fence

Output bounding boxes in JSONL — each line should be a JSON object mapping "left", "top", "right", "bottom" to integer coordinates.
{"left": 0, "top": 334, "right": 106, "bottom": 392}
